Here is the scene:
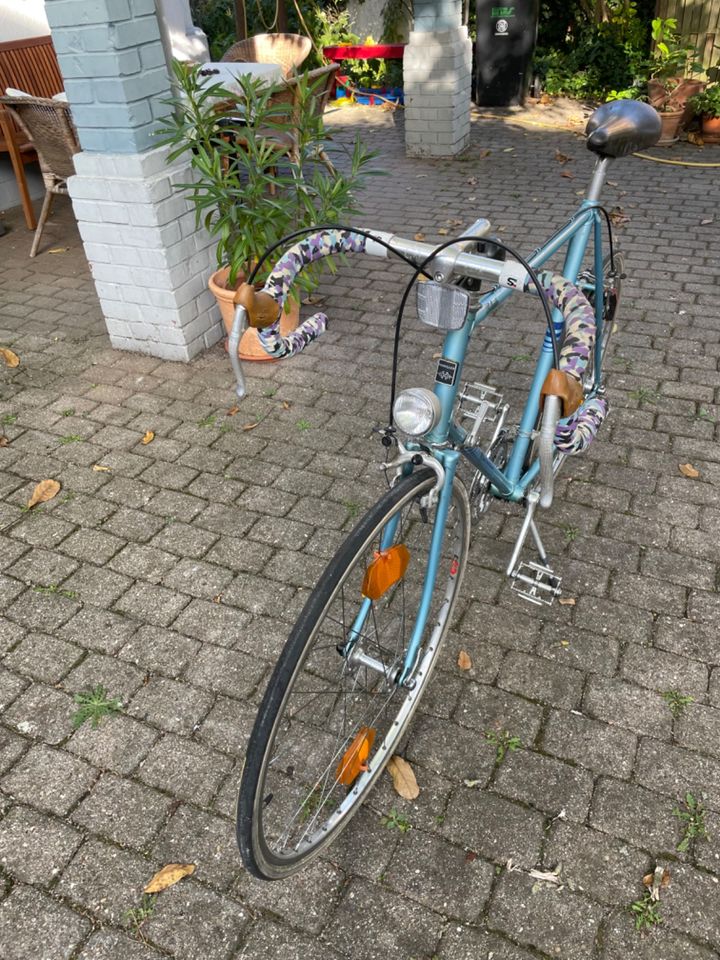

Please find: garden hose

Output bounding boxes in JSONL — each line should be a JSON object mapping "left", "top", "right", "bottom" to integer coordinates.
{"left": 632, "top": 152, "right": 720, "bottom": 167}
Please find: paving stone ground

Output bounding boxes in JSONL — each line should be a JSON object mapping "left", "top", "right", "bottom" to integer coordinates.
{"left": 1, "top": 100, "right": 720, "bottom": 959}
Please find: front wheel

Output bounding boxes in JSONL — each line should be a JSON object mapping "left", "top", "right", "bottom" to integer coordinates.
{"left": 237, "top": 467, "right": 470, "bottom": 880}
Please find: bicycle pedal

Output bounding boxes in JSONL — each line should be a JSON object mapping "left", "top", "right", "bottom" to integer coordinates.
{"left": 511, "top": 561, "right": 562, "bottom": 606}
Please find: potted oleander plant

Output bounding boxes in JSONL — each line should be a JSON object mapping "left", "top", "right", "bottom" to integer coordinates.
{"left": 647, "top": 17, "right": 704, "bottom": 143}
{"left": 157, "top": 60, "right": 375, "bottom": 360}
{"left": 688, "top": 84, "right": 720, "bottom": 143}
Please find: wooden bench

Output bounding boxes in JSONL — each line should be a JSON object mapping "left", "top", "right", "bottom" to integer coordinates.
{"left": 0, "top": 35, "right": 64, "bottom": 230}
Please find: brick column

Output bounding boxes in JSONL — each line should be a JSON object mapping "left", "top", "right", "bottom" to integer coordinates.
{"left": 404, "top": 0, "right": 472, "bottom": 158}
{"left": 45, "top": 0, "right": 221, "bottom": 361}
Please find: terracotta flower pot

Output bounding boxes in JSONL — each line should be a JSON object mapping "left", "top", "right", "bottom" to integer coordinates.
{"left": 657, "top": 108, "right": 684, "bottom": 145}
{"left": 209, "top": 266, "right": 300, "bottom": 362}
{"left": 648, "top": 78, "right": 705, "bottom": 128}
{"left": 701, "top": 115, "right": 720, "bottom": 144}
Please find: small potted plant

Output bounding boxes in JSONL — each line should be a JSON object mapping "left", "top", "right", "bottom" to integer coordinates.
{"left": 688, "top": 84, "right": 720, "bottom": 143}
{"left": 647, "top": 17, "right": 704, "bottom": 143}
{"left": 157, "top": 61, "right": 375, "bottom": 359}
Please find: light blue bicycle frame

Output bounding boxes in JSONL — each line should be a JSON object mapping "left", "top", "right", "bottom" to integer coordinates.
{"left": 348, "top": 159, "right": 615, "bottom": 685}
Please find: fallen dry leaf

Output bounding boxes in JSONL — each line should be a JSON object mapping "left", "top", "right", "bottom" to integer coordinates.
{"left": 242, "top": 421, "right": 260, "bottom": 431}
{"left": 0, "top": 436, "right": 9, "bottom": 447}
{"left": 227, "top": 405, "right": 240, "bottom": 416}
{"left": 141, "top": 431, "right": 155, "bottom": 445}
{"left": 700, "top": 217, "right": 715, "bottom": 226}
{"left": 438, "top": 227, "right": 449, "bottom": 235}
{"left": 554, "top": 150, "right": 571, "bottom": 164}
{"left": 643, "top": 866, "right": 671, "bottom": 901}
{"left": 560, "top": 169, "right": 575, "bottom": 179}
{"left": 467, "top": 175, "right": 478, "bottom": 185}
{"left": 92, "top": 464, "right": 112, "bottom": 473}
{"left": 48, "top": 247, "right": 69, "bottom": 254}
{"left": 465, "top": 850, "right": 478, "bottom": 862}
{"left": 558, "top": 597, "right": 576, "bottom": 606}
{"left": 679, "top": 462, "right": 700, "bottom": 479}
{"left": 609, "top": 206, "right": 630, "bottom": 226}
{"left": 687, "top": 131, "right": 704, "bottom": 147}
{"left": 27, "top": 478, "right": 61, "bottom": 509}
{"left": 386, "top": 755, "right": 420, "bottom": 800}
{"left": 503, "top": 147, "right": 514, "bottom": 153}
{"left": 144, "top": 863, "right": 195, "bottom": 894}
{"left": 414, "top": 232, "right": 426, "bottom": 242}
{"left": 457, "top": 650, "right": 472, "bottom": 670}
{"left": 281, "top": 400, "right": 291, "bottom": 410}
{"left": 463, "top": 778, "right": 482, "bottom": 788}
{"left": 479, "top": 149, "right": 491, "bottom": 158}
{"left": 0, "top": 348, "right": 20, "bottom": 368}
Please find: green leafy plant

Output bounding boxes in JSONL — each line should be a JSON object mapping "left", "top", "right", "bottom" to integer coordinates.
{"left": 58, "top": 434, "right": 84, "bottom": 445}
{"left": 563, "top": 525, "right": 579, "bottom": 543}
{"left": 484, "top": 729, "right": 521, "bottom": 764}
{"left": 647, "top": 17, "right": 703, "bottom": 110}
{"left": 1, "top": 413, "right": 17, "bottom": 425}
{"left": 72, "top": 685, "right": 123, "bottom": 729}
{"left": 628, "top": 387, "right": 659, "bottom": 405}
{"left": 673, "top": 791, "right": 708, "bottom": 853}
{"left": 156, "top": 62, "right": 376, "bottom": 290}
{"left": 124, "top": 894, "right": 157, "bottom": 935}
{"left": 34, "top": 584, "right": 78, "bottom": 600}
{"left": 535, "top": 0, "right": 650, "bottom": 101}
{"left": 688, "top": 84, "right": 720, "bottom": 119}
{"left": 661, "top": 689, "right": 694, "bottom": 718}
{"left": 296, "top": 419, "right": 312, "bottom": 431}
{"left": 630, "top": 891, "right": 662, "bottom": 931}
{"left": 380, "top": 807, "right": 411, "bottom": 832}
{"left": 197, "top": 413, "right": 217, "bottom": 428}
{"left": 60, "top": 408, "right": 75, "bottom": 417}
{"left": 694, "top": 407, "right": 717, "bottom": 423}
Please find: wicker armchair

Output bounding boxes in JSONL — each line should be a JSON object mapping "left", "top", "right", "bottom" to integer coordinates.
{"left": 221, "top": 33, "right": 311, "bottom": 78}
{"left": 249, "top": 64, "right": 340, "bottom": 177}
{"left": 0, "top": 95, "right": 79, "bottom": 257}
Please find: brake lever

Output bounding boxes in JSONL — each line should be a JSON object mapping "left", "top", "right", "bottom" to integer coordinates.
{"left": 229, "top": 304, "right": 248, "bottom": 399}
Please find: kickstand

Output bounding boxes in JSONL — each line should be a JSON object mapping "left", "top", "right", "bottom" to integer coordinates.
{"left": 507, "top": 491, "right": 562, "bottom": 605}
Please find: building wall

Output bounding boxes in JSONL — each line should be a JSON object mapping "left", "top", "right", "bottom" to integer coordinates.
{"left": 0, "top": 0, "right": 50, "bottom": 42}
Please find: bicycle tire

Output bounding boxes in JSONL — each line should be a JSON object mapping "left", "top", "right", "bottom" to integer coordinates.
{"left": 237, "top": 467, "right": 470, "bottom": 880}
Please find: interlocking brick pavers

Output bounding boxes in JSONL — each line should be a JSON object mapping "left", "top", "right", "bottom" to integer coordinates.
{"left": 1, "top": 101, "right": 720, "bottom": 958}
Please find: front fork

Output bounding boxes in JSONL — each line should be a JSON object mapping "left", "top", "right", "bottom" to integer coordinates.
{"left": 340, "top": 449, "right": 460, "bottom": 688}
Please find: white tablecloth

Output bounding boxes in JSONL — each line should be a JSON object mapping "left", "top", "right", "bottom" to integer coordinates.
{"left": 197, "top": 62, "right": 283, "bottom": 95}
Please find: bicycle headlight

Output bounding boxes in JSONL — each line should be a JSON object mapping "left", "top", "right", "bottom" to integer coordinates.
{"left": 392, "top": 388, "right": 441, "bottom": 437}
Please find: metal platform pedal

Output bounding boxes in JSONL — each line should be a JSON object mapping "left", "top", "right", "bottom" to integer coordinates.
{"left": 457, "top": 381, "right": 507, "bottom": 447}
{"left": 511, "top": 561, "right": 562, "bottom": 606}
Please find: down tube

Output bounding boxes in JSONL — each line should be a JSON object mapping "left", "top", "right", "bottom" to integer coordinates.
{"left": 398, "top": 450, "right": 460, "bottom": 685}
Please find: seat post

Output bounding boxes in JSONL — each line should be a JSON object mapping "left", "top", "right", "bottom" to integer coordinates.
{"left": 585, "top": 156, "right": 612, "bottom": 203}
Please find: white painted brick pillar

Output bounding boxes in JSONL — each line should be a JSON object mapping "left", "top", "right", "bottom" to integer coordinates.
{"left": 404, "top": 0, "right": 472, "bottom": 158}
{"left": 46, "top": 0, "right": 221, "bottom": 361}
{"left": 71, "top": 148, "right": 221, "bottom": 361}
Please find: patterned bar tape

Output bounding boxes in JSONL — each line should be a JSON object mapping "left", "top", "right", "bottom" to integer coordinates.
{"left": 257, "top": 230, "right": 367, "bottom": 360}
{"left": 537, "top": 270, "right": 609, "bottom": 454}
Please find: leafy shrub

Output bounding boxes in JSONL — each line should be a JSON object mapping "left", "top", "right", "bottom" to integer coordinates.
{"left": 534, "top": 0, "right": 651, "bottom": 100}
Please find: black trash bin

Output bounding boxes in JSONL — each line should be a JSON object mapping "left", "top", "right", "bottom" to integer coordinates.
{"left": 474, "top": 1, "right": 539, "bottom": 107}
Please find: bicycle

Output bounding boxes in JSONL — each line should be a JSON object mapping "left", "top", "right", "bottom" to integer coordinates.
{"left": 226, "top": 100, "right": 661, "bottom": 880}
